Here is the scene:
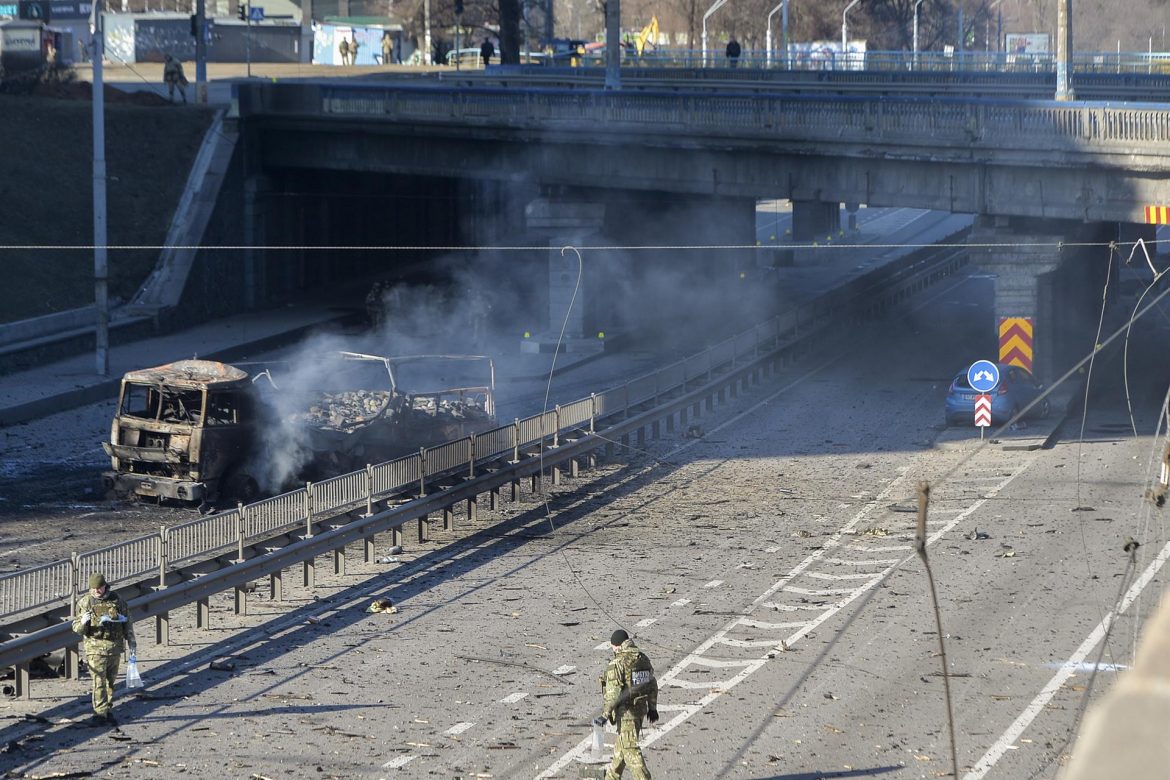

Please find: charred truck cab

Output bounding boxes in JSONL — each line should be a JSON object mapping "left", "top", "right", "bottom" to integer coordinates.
{"left": 102, "top": 360, "right": 254, "bottom": 503}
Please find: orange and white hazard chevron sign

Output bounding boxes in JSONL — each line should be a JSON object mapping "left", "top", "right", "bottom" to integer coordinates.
{"left": 975, "top": 394, "right": 992, "bottom": 427}
{"left": 1145, "top": 206, "right": 1170, "bottom": 224}
{"left": 999, "top": 317, "right": 1033, "bottom": 373}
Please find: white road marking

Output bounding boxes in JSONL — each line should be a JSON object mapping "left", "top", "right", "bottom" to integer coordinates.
{"left": 823, "top": 557, "right": 901, "bottom": 566}
{"left": 703, "top": 580, "right": 723, "bottom": 588}
{"left": 736, "top": 617, "right": 809, "bottom": 630}
{"left": 847, "top": 544, "right": 913, "bottom": 552}
{"left": 806, "top": 571, "right": 883, "bottom": 581}
{"left": 594, "top": 642, "right": 610, "bottom": 650}
{"left": 445, "top": 722, "right": 475, "bottom": 736}
{"left": 764, "top": 545, "right": 782, "bottom": 553}
{"left": 381, "top": 755, "right": 416, "bottom": 769}
{"left": 781, "top": 585, "right": 861, "bottom": 596}
{"left": 636, "top": 618, "right": 657, "bottom": 627}
{"left": 964, "top": 539, "right": 1170, "bottom": 780}
{"left": 537, "top": 454, "right": 1035, "bottom": 779}
{"left": 500, "top": 691, "right": 528, "bottom": 704}
{"left": 670, "top": 598, "right": 691, "bottom": 607}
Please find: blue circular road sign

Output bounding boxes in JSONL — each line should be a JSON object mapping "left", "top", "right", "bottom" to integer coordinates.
{"left": 967, "top": 360, "right": 1000, "bottom": 393}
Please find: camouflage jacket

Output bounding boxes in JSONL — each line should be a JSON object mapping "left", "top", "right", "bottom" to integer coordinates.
{"left": 71, "top": 589, "right": 135, "bottom": 651}
{"left": 602, "top": 640, "right": 658, "bottom": 722}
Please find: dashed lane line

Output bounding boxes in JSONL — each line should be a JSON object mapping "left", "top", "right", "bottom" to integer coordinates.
{"left": 445, "top": 722, "right": 476, "bottom": 736}
{"left": 381, "top": 755, "right": 417, "bottom": 769}
{"left": 500, "top": 691, "right": 529, "bottom": 704}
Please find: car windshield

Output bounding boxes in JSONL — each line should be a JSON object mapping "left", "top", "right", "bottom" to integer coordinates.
{"left": 952, "top": 373, "right": 973, "bottom": 390}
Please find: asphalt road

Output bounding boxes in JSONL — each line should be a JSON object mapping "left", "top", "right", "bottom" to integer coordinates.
{"left": 6, "top": 209, "right": 1165, "bottom": 779}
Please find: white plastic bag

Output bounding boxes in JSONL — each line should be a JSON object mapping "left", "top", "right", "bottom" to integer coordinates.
{"left": 125, "top": 658, "right": 144, "bottom": 689}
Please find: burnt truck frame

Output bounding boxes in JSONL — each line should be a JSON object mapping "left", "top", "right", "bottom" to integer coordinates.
{"left": 102, "top": 353, "right": 496, "bottom": 505}
{"left": 102, "top": 360, "right": 254, "bottom": 503}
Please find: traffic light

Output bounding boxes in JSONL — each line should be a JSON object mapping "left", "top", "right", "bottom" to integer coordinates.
{"left": 237, "top": 3, "right": 247, "bottom": 21}
{"left": 454, "top": 0, "right": 463, "bottom": 14}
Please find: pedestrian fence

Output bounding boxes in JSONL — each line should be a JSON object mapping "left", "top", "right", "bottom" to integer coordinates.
{"left": 0, "top": 244, "right": 962, "bottom": 629}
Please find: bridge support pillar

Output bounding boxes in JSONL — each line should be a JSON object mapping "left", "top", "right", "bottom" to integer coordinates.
{"left": 969, "top": 216, "right": 1112, "bottom": 384}
{"left": 523, "top": 198, "right": 606, "bottom": 353}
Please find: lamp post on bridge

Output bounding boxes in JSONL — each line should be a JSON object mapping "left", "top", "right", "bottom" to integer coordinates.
{"left": 766, "top": 0, "right": 790, "bottom": 70}
{"left": 1055, "top": 0, "right": 1074, "bottom": 99}
{"left": 842, "top": 0, "right": 861, "bottom": 70}
{"left": 701, "top": 0, "right": 729, "bottom": 67}
{"left": 913, "top": 0, "right": 924, "bottom": 70}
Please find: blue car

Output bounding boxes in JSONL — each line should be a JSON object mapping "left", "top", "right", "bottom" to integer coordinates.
{"left": 944, "top": 363, "right": 1050, "bottom": 427}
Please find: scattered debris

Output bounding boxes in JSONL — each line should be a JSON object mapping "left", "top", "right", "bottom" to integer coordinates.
{"left": 367, "top": 599, "right": 398, "bottom": 614}
{"left": 375, "top": 556, "right": 400, "bottom": 564}
{"left": 965, "top": 528, "right": 991, "bottom": 541}
{"left": 684, "top": 424, "right": 704, "bottom": 439}
{"left": 209, "top": 659, "right": 235, "bottom": 672}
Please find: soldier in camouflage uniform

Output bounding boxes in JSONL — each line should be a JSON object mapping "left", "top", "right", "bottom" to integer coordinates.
{"left": 71, "top": 573, "right": 136, "bottom": 726}
{"left": 596, "top": 629, "right": 658, "bottom": 780}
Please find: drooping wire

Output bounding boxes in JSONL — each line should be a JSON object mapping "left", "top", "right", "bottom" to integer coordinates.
{"left": 1122, "top": 238, "right": 1167, "bottom": 438}
{"left": 1074, "top": 242, "right": 1116, "bottom": 509}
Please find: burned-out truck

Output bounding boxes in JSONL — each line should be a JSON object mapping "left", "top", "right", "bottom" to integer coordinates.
{"left": 103, "top": 353, "right": 496, "bottom": 505}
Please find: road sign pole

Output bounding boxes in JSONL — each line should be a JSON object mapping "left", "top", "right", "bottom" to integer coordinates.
{"left": 246, "top": 7, "right": 252, "bottom": 78}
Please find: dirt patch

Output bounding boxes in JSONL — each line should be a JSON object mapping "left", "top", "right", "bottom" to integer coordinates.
{"left": 0, "top": 79, "right": 214, "bottom": 324}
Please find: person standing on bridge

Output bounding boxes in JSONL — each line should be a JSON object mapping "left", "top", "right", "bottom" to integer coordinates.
{"left": 349, "top": 36, "right": 361, "bottom": 65}
{"left": 480, "top": 38, "right": 494, "bottom": 67}
{"left": 382, "top": 33, "right": 394, "bottom": 66}
{"left": 163, "top": 54, "right": 188, "bottom": 104}
{"left": 725, "top": 37, "right": 741, "bottom": 68}
{"left": 594, "top": 629, "right": 658, "bottom": 780}
{"left": 72, "top": 573, "right": 136, "bottom": 727}
{"left": 338, "top": 37, "right": 350, "bottom": 66}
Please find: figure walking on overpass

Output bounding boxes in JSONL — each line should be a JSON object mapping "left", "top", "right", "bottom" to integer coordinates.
{"left": 595, "top": 629, "right": 658, "bottom": 780}
{"left": 382, "top": 33, "right": 394, "bottom": 66}
{"left": 72, "top": 573, "right": 137, "bottom": 727}
{"left": 163, "top": 54, "right": 188, "bottom": 104}
{"left": 725, "top": 37, "right": 741, "bottom": 68}
{"left": 480, "top": 38, "right": 494, "bottom": 67}
{"left": 338, "top": 37, "right": 350, "bottom": 66}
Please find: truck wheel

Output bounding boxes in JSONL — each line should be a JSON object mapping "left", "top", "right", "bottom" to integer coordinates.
{"left": 224, "top": 471, "right": 260, "bottom": 504}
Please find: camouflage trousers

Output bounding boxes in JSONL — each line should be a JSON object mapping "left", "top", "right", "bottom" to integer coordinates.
{"left": 85, "top": 649, "right": 121, "bottom": 716}
{"left": 604, "top": 715, "right": 650, "bottom": 780}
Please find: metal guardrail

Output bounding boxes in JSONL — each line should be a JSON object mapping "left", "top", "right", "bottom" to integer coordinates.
{"left": 0, "top": 237, "right": 970, "bottom": 698}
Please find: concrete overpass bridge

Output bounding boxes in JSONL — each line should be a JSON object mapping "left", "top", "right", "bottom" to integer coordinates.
{"left": 235, "top": 78, "right": 1170, "bottom": 379}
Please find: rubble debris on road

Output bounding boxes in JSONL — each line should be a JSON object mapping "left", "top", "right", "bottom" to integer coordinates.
{"left": 367, "top": 599, "right": 398, "bottom": 614}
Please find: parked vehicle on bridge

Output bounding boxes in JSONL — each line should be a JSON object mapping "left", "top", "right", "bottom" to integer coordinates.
{"left": 102, "top": 353, "right": 496, "bottom": 506}
{"left": 944, "top": 362, "right": 1049, "bottom": 427}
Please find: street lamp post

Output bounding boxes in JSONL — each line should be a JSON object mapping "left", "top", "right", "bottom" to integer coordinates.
{"left": 842, "top": 0, "right": 861, "bottom": 70}
{"left": 1055, "top": 0, "right": 1074, "bottom": 99}
{"left": 92, "top": 0, "right": 109, "bottom": 376}
{"left": 766, "top": 0, "right": 790, "bottom": 69}
{"left": 913, "top": 0, "right": 924, "bottom": 69}
{"left": 701, "top": 0, "right": 729, "bottom": 67}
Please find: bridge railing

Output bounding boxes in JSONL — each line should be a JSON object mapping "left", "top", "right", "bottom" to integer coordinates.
{"left": 268, "top": 80, "right": 1170, "bottom": 158}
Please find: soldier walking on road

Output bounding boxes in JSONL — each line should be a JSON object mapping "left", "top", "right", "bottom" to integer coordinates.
{"left": 595, "top": 629, "right": 658, "bottom": 780}
{"left": 338, "top": 37, "right": 350, "bottom": 66}
{"left": 72, "top": 573, "right": 136, "bottom": 727}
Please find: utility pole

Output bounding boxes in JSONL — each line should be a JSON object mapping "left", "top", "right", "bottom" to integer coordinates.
{"left": 424, "top": 0, "right": 432, "bottom": 64}
{"left": 605, "top": 0, "right": 619, "bottom": 89}
{"left": 92, "top": 0, "right": 109, "bottom": 377}
{"left": 195, "top": 0, "right": 206, "bottom": 103}
{"left": 1055, "top": 0, "right": 1074, "bottom": 100}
